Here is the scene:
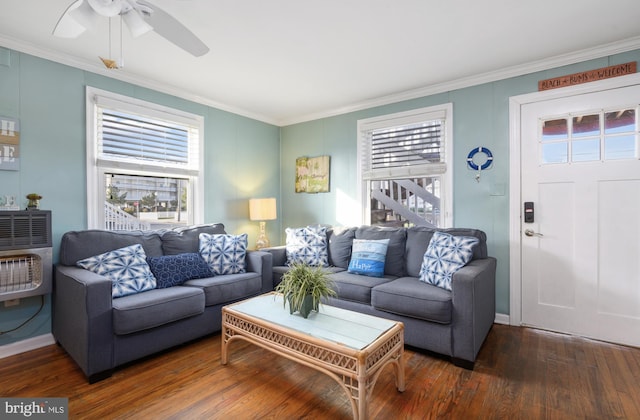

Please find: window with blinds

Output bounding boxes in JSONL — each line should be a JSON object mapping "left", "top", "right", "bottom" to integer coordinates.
{"left": 86, "top": 87, "right": 204, "bottom": 230}
{"left": 370, "top": 120, "right": 443, "bottom": 168}
{"left": 95, "top": 96, "right": 201, "bottom": 176}
{"left": 357, "top": 104, "right": 453, "bottom": 228}
{"left": 360, "top": 107, "right": 448, "bottom": 180}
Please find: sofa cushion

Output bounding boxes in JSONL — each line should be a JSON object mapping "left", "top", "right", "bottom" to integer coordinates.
{"left": 112, "top": 286, "right": 205, "bottom": 335}
{"left": 199, "top": 233, "right": 248, "bottom": 275}
{"left": 355, "top": 226, "right": 406, "bottom": 277}
{"left": 419, "top": 231, "right": 479, "bottom": 291}
{"left": 405, "top": 227, "right": 488, "bottom": 277}
{"left": 285, "top": 226, "right": 329, "bottom": 267}
{"left": 161, "top": 224, "right": 226, "bottom": 255}
{"left": 347, "top": 239, "right": 389, "bottom": 277}
{"left": 327, "top": 227, "right": 356, "bottom": 268}
{"left": 330, "top": 271, "right": 394, "bottom": 304}
{"left": 59, "top": 229, "right": 164, "bottom": 266}
{"left": 184, "top": 272, "right": 262, "bottom": 306}
{"left": 147, "top": 253, "right": 213, "bottom": 288}
{"left": 372, "top": 277, "right": 452, "bottom": 324}
{"left": 77, "top": 244, "right": 157, "bottom": 298}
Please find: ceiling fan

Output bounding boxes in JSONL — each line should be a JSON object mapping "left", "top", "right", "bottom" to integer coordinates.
{"left": 53, "top": 0, "right": 209, "bottom": 64}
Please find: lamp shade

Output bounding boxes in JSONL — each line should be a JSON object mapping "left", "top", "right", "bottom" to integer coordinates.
{"left": 122, "top": 9, "right": 153, "bottom": 38}
{"left": 249, "top": 198, "right": 277, "bottom": 221}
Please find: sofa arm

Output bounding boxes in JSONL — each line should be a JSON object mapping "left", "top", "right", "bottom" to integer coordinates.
{"left": 53, "top": 265, "right": 114, "bottom": 381}
{"left": 245, "top": 250, "right": 274, "bottom": 293}
{"left": 450, "top": 257, "right": 497, "bottom": 366}
{"left": 260, "top": 246, "right": 287, "bottom": 266}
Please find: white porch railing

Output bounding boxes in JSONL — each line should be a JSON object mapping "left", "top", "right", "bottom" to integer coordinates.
{"left": 104, "top": 202, "right": 151, "bottom": 231}
{"left": 371, "top": 178, "right": 441, "bottom": 227}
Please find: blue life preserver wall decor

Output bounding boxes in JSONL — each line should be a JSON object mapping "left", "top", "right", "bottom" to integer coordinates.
{"left": 466, "top": 147, "right": 493, "bottom": 171}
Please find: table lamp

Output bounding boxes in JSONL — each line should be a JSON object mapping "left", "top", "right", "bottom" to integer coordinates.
{"left": 249, "top": 198, "right": 277, "bottom": 249}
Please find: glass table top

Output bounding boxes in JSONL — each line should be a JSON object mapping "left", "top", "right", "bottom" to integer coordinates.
{"left": 228, "top": 293, "right": 398, "bottom": 350}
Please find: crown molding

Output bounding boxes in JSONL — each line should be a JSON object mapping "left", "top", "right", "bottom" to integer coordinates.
{"left": 278, "top": 36, "right": 640, "bottom": 126}
{"left": 0, "top": 34, "right": 280, "bottom": 126}
{"left": 2, "top": 34, "right": 640, "bottom": 127}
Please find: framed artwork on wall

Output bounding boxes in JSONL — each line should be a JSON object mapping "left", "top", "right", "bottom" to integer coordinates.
{"left": 295, "top": 155, "right": 330, "bottom": 193}
{"left": 0, "top": 115, "right": 20, "bottom": 171}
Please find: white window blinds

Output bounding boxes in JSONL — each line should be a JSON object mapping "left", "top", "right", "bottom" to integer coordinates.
{"left": 94, "top": 94, "right": 201, "bottom": 176}
{"left": 360, "top": 108, "right": 448, "bottom": 180}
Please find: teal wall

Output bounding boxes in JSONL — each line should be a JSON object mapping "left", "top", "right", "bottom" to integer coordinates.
{"left": 280, "top": 49, "right": 640, "bottom": 315}
{"left": 1, "top": 44, "right": 639, "bottom": 348}
{"left": 0, "top": 49, "right": 280, "bottom": 347}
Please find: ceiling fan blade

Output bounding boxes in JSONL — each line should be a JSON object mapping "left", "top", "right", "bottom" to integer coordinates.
{"left": 136, "top": 0, "right": 209, "bottom": 57}
{"left": 53, "top": 0, "right": 88, "bottom": 38}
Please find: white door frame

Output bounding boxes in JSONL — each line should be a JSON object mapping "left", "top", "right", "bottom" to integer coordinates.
{"left": 508, "top": 72, "right": 640, "bottom": 327}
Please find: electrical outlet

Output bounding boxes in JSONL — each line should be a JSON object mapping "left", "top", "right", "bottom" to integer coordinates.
{"left": 4, "top": 298, "right": 20, "bottom": 307}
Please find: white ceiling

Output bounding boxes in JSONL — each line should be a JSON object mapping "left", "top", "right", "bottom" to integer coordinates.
{"left": 1, "top": 0, "right": 640, "bottom": 126}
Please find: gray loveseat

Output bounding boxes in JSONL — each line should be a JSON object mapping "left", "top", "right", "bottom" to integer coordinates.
{"left": 53, "top": 224, "right": 272, "bottom": 383}
{"left": 265, "top": 225, "right": 496, "bottom": 369}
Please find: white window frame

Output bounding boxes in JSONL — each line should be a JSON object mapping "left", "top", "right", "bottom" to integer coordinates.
{"left": 85, "top": 86, "right": 205, "bottom": 229}
{"left": 356, "top": 104, "right": 453, "bottom": 227}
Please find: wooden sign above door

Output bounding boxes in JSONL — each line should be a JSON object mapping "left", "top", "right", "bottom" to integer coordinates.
{"left": 538, "top": 61, "right": 636, "bottom": 91}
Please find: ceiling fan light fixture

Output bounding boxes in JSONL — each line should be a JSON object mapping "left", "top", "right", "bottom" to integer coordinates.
{"left": 122, "top": 9, "right": 153, "bottom": 38}
{"left": 69, "top": 0, "right": 101, "bottom": 30}
{"left": 87, "top": 0, "right": 123, "bottom": 17}
{"left": 53, "top": 0, "right": 87, "bottom": 38}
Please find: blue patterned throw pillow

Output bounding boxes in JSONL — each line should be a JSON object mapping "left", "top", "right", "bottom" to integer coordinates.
{"left": 347, "top": 239, "right": 390, "bottom": 277}
{"left": 419, "top": 231, "right": 479, "bottom": 291}
{"left": 76, "top": 244, "right": 157, "bottom": 298}
{"left": 147, "top": 253, "right": 213, "bottom": 288}
{"left": 199, "top": 233, "right": 248, "bottom": 275}
{"left": 285, "top": 226, "right": 329, "bottom": 267}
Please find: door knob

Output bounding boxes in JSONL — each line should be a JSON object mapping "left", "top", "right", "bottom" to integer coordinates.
{"left": 524, "top": 229, "right": 543, "bottom": 237}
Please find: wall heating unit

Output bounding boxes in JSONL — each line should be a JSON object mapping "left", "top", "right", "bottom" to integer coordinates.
{"left": 0, "top": 210, "right": 52, "bottom": 302}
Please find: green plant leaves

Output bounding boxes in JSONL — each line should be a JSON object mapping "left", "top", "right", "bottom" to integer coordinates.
{"left": 275, "top": 263, "right": 336, "bottom": 316}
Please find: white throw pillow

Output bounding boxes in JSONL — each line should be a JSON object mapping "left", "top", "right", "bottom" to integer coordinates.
{"left": 199, "top": 233, "right": 248, "bottom": 275}
{"left": 76, "top": 244, "right": 156, "bottom": 298}
{"left": 285, "top": 226, "right": 329, "bottom": 267}
{"left": 419, "top": 231, "right": 479, "bottom": 291}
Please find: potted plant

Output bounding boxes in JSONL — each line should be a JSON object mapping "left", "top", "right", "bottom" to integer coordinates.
{"left": 275, "top": 263, "right": 337, "bottom": 318}
{"left": 26, "top": 193, "right": 42, "bottom": 210}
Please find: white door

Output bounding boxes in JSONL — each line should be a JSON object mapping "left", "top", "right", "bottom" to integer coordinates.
{"left": 520, "top": 84, "right": 640, "bottom": 347}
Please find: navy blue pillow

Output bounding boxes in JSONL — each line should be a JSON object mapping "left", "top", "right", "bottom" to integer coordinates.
{"left": 147, "top": 253, "right": 213, "bottom": 288}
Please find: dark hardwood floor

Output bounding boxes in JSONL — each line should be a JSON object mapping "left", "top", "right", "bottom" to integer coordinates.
{"left": 2, "top": 324, "right": 639, "bottom": 419}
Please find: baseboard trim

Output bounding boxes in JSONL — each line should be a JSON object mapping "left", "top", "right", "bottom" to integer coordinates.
{"left": 0, "top": 316, "right": 511, "bottom": 359}
{"left": 0, "top": 333, "right": 55, "bottom": 359}
{"left": 494, "top": 313, "right": 510, "bottom": 325}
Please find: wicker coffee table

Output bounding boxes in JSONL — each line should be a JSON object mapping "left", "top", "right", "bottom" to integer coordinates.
{"left": 221, "top": 292, "right": 405, "bottom": 420}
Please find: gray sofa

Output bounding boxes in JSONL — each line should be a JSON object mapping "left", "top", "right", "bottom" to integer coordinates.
{"left": 53, "top": 224, "right": 272, "bottom": 383}
{"left": 265, "top": 225, "right": 496, "bottom": 369}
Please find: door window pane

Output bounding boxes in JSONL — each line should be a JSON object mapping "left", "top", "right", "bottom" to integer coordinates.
{"left": 542, "top": 142, "right": 568, "bottom": 164}
{"left": 605, "top": 135, "right": 636, "bottom": 160}
{"left": 542, "top": 119, "right": 568, "bottom": 142}
{"left": 605, "top": 109, "right": 635, "bottom": 134}
{"left": 572, "top": 139, "right": 600, "bottom": 162}
{"left": 540, "top": 108, "right": 638, "bottom": 164}
{"left": 572, "top": 114, "right": 600, "bottom": 138}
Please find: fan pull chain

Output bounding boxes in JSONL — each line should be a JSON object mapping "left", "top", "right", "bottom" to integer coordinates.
{"left": 99, "top": 16, "right": 119, "bottom": 69}
{"left": 119, "top": 15, "right": 124, "bottom": 68}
